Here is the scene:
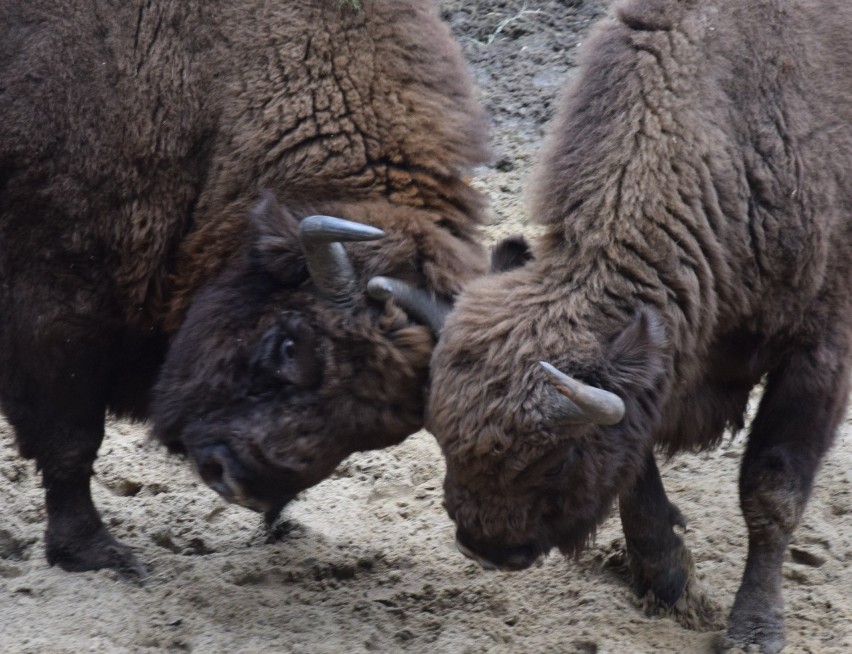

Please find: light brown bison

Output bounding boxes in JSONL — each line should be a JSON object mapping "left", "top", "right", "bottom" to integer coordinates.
{"left": 425, "top": 0, "right": 852, "bottom": 651}
{"left": 0, "top": 0, "right": 489, "bottom": 579}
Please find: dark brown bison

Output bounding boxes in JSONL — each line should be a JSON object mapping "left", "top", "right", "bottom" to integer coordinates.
{"left": 426, "top": 0, "right": 852, "bottom": 651}
{"left": 0, "top": 0, "right": 489, "bottom": 579}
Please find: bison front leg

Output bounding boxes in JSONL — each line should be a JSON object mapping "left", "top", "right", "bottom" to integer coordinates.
{"left": 724, "top": 343, "right": 849, "bottom": 654}
{"left": 41, "top": 435, "right": 147, "bottom": 582}
{"left": 5, "top": 346, "right": 147, "bottom": 582}
{"left": 619, "top": 452, "right": 723, "bottom": 632}
{"left": 618, "top": 452, "right": 691, "bottom": 605}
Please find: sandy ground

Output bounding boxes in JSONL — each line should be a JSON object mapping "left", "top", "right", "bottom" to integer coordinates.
{"left": 2, "top": 2, "right": 851, "bottom": 652}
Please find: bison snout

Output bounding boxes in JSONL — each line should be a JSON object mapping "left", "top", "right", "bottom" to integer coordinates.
{"left": 196, "top": 444, "right": 263, "bottom": 511}
{"left": 454, "top": 529, "right": 542, "bottom": 572}
{"left": 195, "top": 443, "right": 297, "bottom": 518}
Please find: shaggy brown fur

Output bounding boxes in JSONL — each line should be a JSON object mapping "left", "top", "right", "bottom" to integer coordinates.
{"left": 0, "top": 0, "right": 488, "bottom": 579}
{"left": 427, "top": 1, "right": 852, "bottom": 651}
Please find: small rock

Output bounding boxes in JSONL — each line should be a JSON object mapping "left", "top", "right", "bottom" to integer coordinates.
{"left": 0, "top": 528, "right": 29, "bottom": 560}
{"left": 185, "top": 537, "right": 214, "bottom": 555}
{"left": 789, "top": 547, "right": 827, "bottom": 568}
{"left": 572, "top": 641, "right": 598, "bottom": 654}
{"left": 783, "top": 565, "right": 814, "bottom": 585}
{"left": 151, "top": 530, "right": 182, "bottom": 554}
{"left": 145, "top": 483, "right": 170, "bottom": 495}
{"left": 0, "top": 563, "right": 23, "bottom": 578}
{"left": 330, "top": 563, "right": 356, "bottom": 580}
{"left": 493, "top": 157, "right": 515, "bottom": 172}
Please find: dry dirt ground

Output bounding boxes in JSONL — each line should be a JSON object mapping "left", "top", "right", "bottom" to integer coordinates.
{"left": 1, "top": 2, "right": 851, "bottom": 652}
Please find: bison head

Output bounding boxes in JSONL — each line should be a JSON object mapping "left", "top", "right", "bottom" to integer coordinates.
{"left": 153, "top": 192, "right": 455, "bottom": 520}
{"left": 427, "top": 265, "right": 669, "bottom": 571}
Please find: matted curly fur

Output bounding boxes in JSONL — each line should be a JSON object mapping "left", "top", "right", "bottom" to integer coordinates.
{"left": 0, "top": 0, "right": 488, "bottom": 579}
{"left": 427, "top": 0, "right": 852, "bottom": 651}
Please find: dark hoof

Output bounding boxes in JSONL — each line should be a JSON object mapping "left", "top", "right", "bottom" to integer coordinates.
{"left": 46, "top": 526, "right": 148, "bottom": 584}
{"left": 641, "top": 568, "right": 726, "bottom": 633}
{"left": 631, "top": 545, "right": 726, "bottom": 632}
{"left": 720, "top": 615, "right": 785, "bottom": 654}
{"left": 626, "top": 540, "right": 690, "bottom": 606}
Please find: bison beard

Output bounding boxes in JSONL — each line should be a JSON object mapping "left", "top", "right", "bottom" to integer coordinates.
{"left": 428, "top": 1, "right": 852, "bottom": 652}
{"left": 0, "top": 0, "right": 489, "bottom": 579}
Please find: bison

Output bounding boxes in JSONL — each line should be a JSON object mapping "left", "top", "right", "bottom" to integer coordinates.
{"left": 0, "top": 0, "right": 490, "bottom": 579}
{"left": 425, "top": 0, "right": 852, "bottom": 651}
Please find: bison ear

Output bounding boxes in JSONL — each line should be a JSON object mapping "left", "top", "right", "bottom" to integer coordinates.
{"left": 489, "top": 235, "right": 533, "bottom": 273}
{"left": 249, "top": 191, "right": 308, "bottom": 285}
{"left": 607, "top": 306, "right": 667, "bottom": 389}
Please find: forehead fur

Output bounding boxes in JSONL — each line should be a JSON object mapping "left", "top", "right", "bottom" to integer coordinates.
{"left": 429, "top": 267, "right": 610, "bottom": 462}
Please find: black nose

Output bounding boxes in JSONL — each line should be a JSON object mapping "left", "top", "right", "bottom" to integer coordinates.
{"left": 197, "top": 444, "right": 227, "bottom": 484}
{"left": 196, "top": 444, "right": 244, "bottom": 503}
{"left": 194, "top": 444, "right": 294, "bottom": 515}
{"left": 455, "top": 528, "right": 541, "bottom": 571}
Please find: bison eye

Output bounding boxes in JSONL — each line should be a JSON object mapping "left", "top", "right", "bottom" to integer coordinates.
{"left": 253, "top": 321, "right": 321, "bottom": 389}
{"left": 544, "top": 461, "right": 567, "bottom": 478}
{"left": 544, "top": 447, "right": 579, "bottom": 479}
{"left": 280, "top": 338, "right": 296, "bottom": 362}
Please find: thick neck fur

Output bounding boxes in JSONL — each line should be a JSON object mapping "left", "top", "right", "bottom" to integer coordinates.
{"left": 160, "top": 0, "right": 490, "bottom": 329}
{"left": 529, "top": 0, "right": 852, "bottom": 396}
{"left": 527, "top": 5, "right": 718, "bottom": 392}
{"left": 0, "top": 0, "right": 488, "bottom": 332}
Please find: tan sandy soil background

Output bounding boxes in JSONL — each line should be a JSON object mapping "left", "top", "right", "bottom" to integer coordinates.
{"left": 1, "top": 2, "right": 850, "bottom": 652}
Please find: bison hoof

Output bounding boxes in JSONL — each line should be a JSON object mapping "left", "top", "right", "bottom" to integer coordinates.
{"left": 720, "top": 615, "right": 785, "bottom": 654}
{"left": 641, "top": 569, "right": 725, "bottom": 633}
{"left": 627, "top": 541, "right": 691, "bottom": 606}
{"left": 46, "top": 526, "right": 148, "bottom": 583}
{"left": 629, "top": 545, "right": 726, "bottom": 632}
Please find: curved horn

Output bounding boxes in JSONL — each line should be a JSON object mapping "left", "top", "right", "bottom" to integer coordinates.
{"left": 298, "top": 215, "right": 385, "bottom": 304}
{"left": 539, "top": 361, "right": 625, "bottom": 426}
{"left": 367, "top": 276, "right": 451, "bottom": 335}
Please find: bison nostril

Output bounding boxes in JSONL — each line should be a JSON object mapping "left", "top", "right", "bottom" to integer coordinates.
{"left": 199, "top": 458, "right": 225, "bottom": 486}
{"left": 162, "top": 437, "right": 187, "bottom": 455}
{"left": 192, "top": 444, "right": 289, "bottom": 515}
{"left": 196, "top": 445, "right": 233, "bottom": 488}
{"left": 503, "top": 543, "right": 539, "bottom": 570}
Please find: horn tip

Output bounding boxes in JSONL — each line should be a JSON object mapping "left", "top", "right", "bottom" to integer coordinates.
{"left": 367, "top": 276, "right": 393, "bottom": 300}
{"left": 299, "top": 215, "right": 386, "bottom": 241}
{"left": 356, "top": 225, "right": 386, "bottom": 240}
{"left": 539, "top": 361, "right": 563, "bottom": 381}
